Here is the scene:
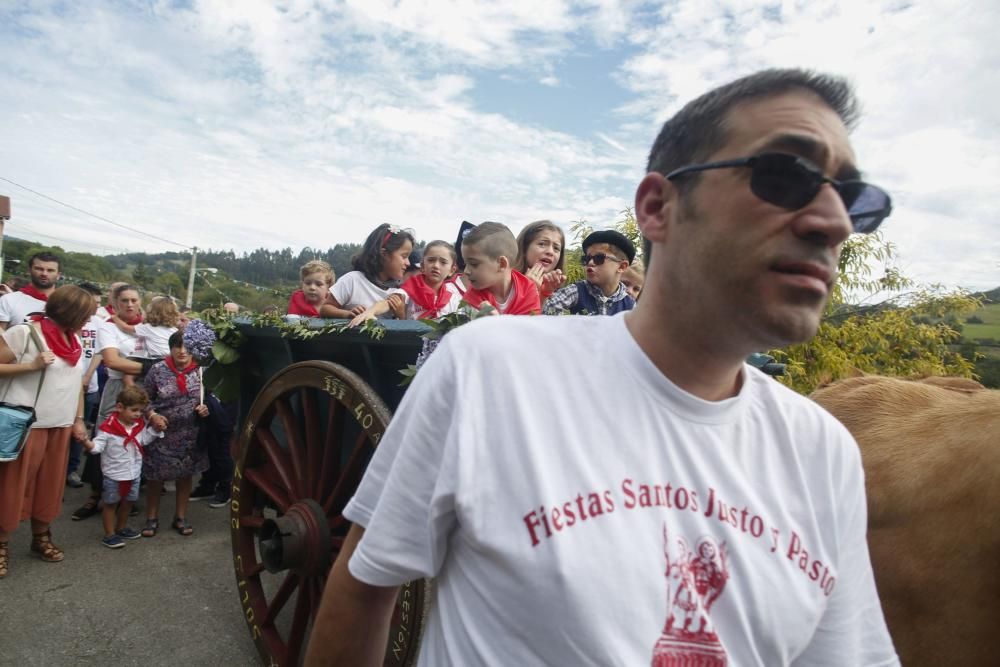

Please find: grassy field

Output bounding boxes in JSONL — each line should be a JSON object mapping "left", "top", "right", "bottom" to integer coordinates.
{"left": 962, "top": 302, "right": 1000, "bottom": 342}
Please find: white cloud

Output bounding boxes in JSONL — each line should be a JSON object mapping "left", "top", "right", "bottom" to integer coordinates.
{"left": 613, "top": 0, "right": 1000, "bottom": 290}
{"left": 0, "top": 0, "right": 997, "bottom": 292}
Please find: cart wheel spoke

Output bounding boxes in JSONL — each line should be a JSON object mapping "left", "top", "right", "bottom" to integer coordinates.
{"left": 275, "top": 397, "right": 306, "bottom": 498}
{"left": 323, "top": 430, "right": 371, "bottom": 515}
{"left": 238, "top": 514, "right": 265, "bottom": 531}
{"left": 254, "top": 430, "right": 298, "bottom": 501}
{"left": 301, "top": 387, "right": 322, "bottom": 497}
{"left": 244, "top": 466, "right": 292, "bottom": 513}
{"left": 262, "top": 572, "right": 300, "bottom": 627}
{"left": 319, "top": 394, "right": 346, "bottom": 491}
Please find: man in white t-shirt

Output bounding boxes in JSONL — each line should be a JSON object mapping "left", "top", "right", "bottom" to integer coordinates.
{"left": 0, "top": 251, "right": 61, "bottom": 330}
{"left": 307, "top": 70, "right": 899, "bottom": 666}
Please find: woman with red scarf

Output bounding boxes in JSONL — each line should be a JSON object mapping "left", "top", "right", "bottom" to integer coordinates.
{"left": 72, "top": 284, "right": 153, "bottom": 521}
{"left": 141, "top": 331, "right": 209, "bottom": 537}
{"left": 0, "top": 285, "right": 93, "bottom": 578}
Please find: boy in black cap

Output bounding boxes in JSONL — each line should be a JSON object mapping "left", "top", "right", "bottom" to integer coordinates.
{"left": 543, "top": 229, "right": 636, "bottom": 315}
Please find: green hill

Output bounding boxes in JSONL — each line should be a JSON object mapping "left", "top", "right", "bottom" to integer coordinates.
{"left": 963, "top": 302, "right": 1000, "bottom": 343}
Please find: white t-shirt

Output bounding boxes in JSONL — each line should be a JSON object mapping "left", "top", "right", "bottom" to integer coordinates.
{"left": 331, "top": 271, "right": 407, "bottom": 315}
{"left": 0, "top": 291, "right": 47, "bottom": 326}
{"left": 96, "top": 319, "right": 137, "bottom": 380}
{"left": 133, "top": 323, "right": 177, "bottom": 359}
{"left": 0, "top": 323, "right": 83, "bottom": 428}
{"left": 76, "top": 315, "right": 101, "bottom": 394}
{"left": 90, "top": 419, "right": 163, "bottom": 481}
{"left": 345, "top": 314, "right": 899, "bottom": 667}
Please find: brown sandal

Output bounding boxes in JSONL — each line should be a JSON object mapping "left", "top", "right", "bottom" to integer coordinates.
{"left": 0, "top": 541, "right": 8, "bottom": 578}
{"left": 30, "top": 531, "right": 64, "bottom": 563}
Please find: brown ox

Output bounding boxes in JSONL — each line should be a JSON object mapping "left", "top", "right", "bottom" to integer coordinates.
{"left": 811, "top": 376, "right": 1000, "bottom": 666}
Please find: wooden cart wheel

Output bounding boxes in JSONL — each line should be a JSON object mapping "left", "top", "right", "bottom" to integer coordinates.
{"left": 230, "top": 360, "right": 429, "bottom": 667}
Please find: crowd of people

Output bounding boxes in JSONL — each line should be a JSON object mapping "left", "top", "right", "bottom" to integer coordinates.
{"left": 285, "top": 220, "right": 646, "bottom": 323}
{"left": 0, "top": 255, "right": 235, "bottom": 576}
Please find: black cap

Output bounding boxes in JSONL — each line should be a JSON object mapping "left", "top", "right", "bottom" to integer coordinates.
{"left": 582, "top": 230, "right": 636, "bottom": 264}
{"left": 454, "top": 220, "right": 477, "bottom": 270}
{"left": 407, "top": 248, "right": 422, "bottom": 269}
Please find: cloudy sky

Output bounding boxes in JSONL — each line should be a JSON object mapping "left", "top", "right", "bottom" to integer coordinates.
{"left": 2, "top": 0, "right": 997, "bottom": 290}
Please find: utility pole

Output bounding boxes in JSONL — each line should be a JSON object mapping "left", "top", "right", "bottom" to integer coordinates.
{"left": 0, "top": 196, "right": 10, "bottom": 284}
{"left": 185, "top": 246, "right": 198, "bottom": 309}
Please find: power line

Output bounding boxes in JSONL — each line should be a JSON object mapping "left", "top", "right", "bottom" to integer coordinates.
{"left": 0, "top": 176, "right": 191, "bottom": 249}
{"left": 7, "top": 228, "right": 132, "bottom": 255}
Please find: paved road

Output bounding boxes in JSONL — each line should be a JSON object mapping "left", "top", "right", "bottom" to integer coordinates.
{"left": 0, "top": 484, "right": 261, "bottom": 666}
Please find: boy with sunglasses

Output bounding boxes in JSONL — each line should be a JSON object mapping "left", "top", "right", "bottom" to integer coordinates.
{"left": 310, "top": 69, "right": 898, "bottom": 666}
{"left": 543, "top": 230, "right": 637, "bottom": 315}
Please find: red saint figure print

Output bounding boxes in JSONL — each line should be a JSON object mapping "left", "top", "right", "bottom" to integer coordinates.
{"left": 652, "top": 524, "right": 730, "bottom": 667}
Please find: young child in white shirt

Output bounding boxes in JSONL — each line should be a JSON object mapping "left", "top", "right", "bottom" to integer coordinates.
{"left": 320, "top": 224, "right": 415, "bottom": 319}
{"left": 113, "top": 297, "right": 179, "bottom": 386}
{"left": 84, "top": 386, "right": 164, "bottom": 549}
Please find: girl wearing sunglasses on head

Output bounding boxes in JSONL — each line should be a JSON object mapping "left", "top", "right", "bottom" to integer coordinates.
{"left": 319, "top": 224, "right": 415, "bottom": 320}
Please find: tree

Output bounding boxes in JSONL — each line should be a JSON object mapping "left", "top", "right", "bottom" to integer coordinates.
{"left": 567, "top": 209, "right": 977, "bottom": 394}
{"left": 773, "top": 233, "right": 977, "bottom": 392}
{"left": 154, "top": 271, "right": 184, "bottom": 297}
{"left": 132, "top": 260, "right": 151, "bottom": 287}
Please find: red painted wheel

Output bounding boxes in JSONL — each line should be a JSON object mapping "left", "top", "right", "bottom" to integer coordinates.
{"left": 230, "top": 360, "right": 429, "bottom": 666}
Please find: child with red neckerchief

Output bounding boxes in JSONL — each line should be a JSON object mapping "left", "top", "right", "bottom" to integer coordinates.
{"left": 349, "top": 240, "right": 462, "bottom": 326}
{"left": 460, "top": 223, "right": 541, "bottom": 315}
{"left": 83, "top": 386, "right": 164, "bottom": 549}
{"left": 112, "top": 297, "right": 179, "bottom": 386}
{"left": 287, "top": 260, "right": 335, "bottom": 318}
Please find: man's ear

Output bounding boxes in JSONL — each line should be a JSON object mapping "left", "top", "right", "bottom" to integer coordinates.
{"left": 498, "top": 255, "right": 511, "bottom": 270}
{"left": 634, "top": 172, "right": 676, "bottom": 247}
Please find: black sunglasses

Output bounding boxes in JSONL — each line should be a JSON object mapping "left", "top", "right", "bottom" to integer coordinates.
{"left": 581, "top": 253, "right": 623, "bottom": 266}
{"left": 665, "top": 152, "right": 892, "bottom": 234}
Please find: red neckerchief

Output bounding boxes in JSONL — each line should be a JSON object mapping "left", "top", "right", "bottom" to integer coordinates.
{"left": 446, "top": 273, "right": 467, "bottom": 294}
{"left": 110, "top": 311, "right": 143, "bottom": 326}
{"left": 462, "top": 270, "right": 541, "bottom": 315}
{"left": 287, "top": 290, "right": 319, "bottom": 317}
{"left": 165, "top": 354, "right": 198, "bottom": 394}
{"left": 105, "top": 304, "right": 115, "bottom": 316}
{"left": 30, "top": 316, "right": 82, "bottom": 365}
{"left": 400, "top": 275, "right": 452, "bottom": 319}
{"left": 99, "top": 413, "right": 146, "bottom": 454}
{"left": 20, "top": 285, "right": 49, "bottom": 302}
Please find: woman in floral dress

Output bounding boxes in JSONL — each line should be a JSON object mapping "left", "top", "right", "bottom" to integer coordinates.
{"left": 141, "top": 331, "right": 208, "bottom": 537}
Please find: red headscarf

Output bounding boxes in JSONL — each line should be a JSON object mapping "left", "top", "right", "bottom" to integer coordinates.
{"left": 20, "top": 285, "right": 49, "bottom": 302}
{"left": 462, "top": 270, "right": 541, "bottom": 315}
{"left": 287, "top": 290, "right": 319, "bottom": 317}
{"left": 400, "top": 275, "right": 453, "bottom": 319}
{"left": 30, "top": 315, "right": 82, "bottom": 366}
{"left": 165, "top": 354, "right": 198, "bottom": 395}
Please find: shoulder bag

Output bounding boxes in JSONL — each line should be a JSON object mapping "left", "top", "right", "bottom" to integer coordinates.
{"left": 0, "top": 325, "right": 47, "bottom": 463}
